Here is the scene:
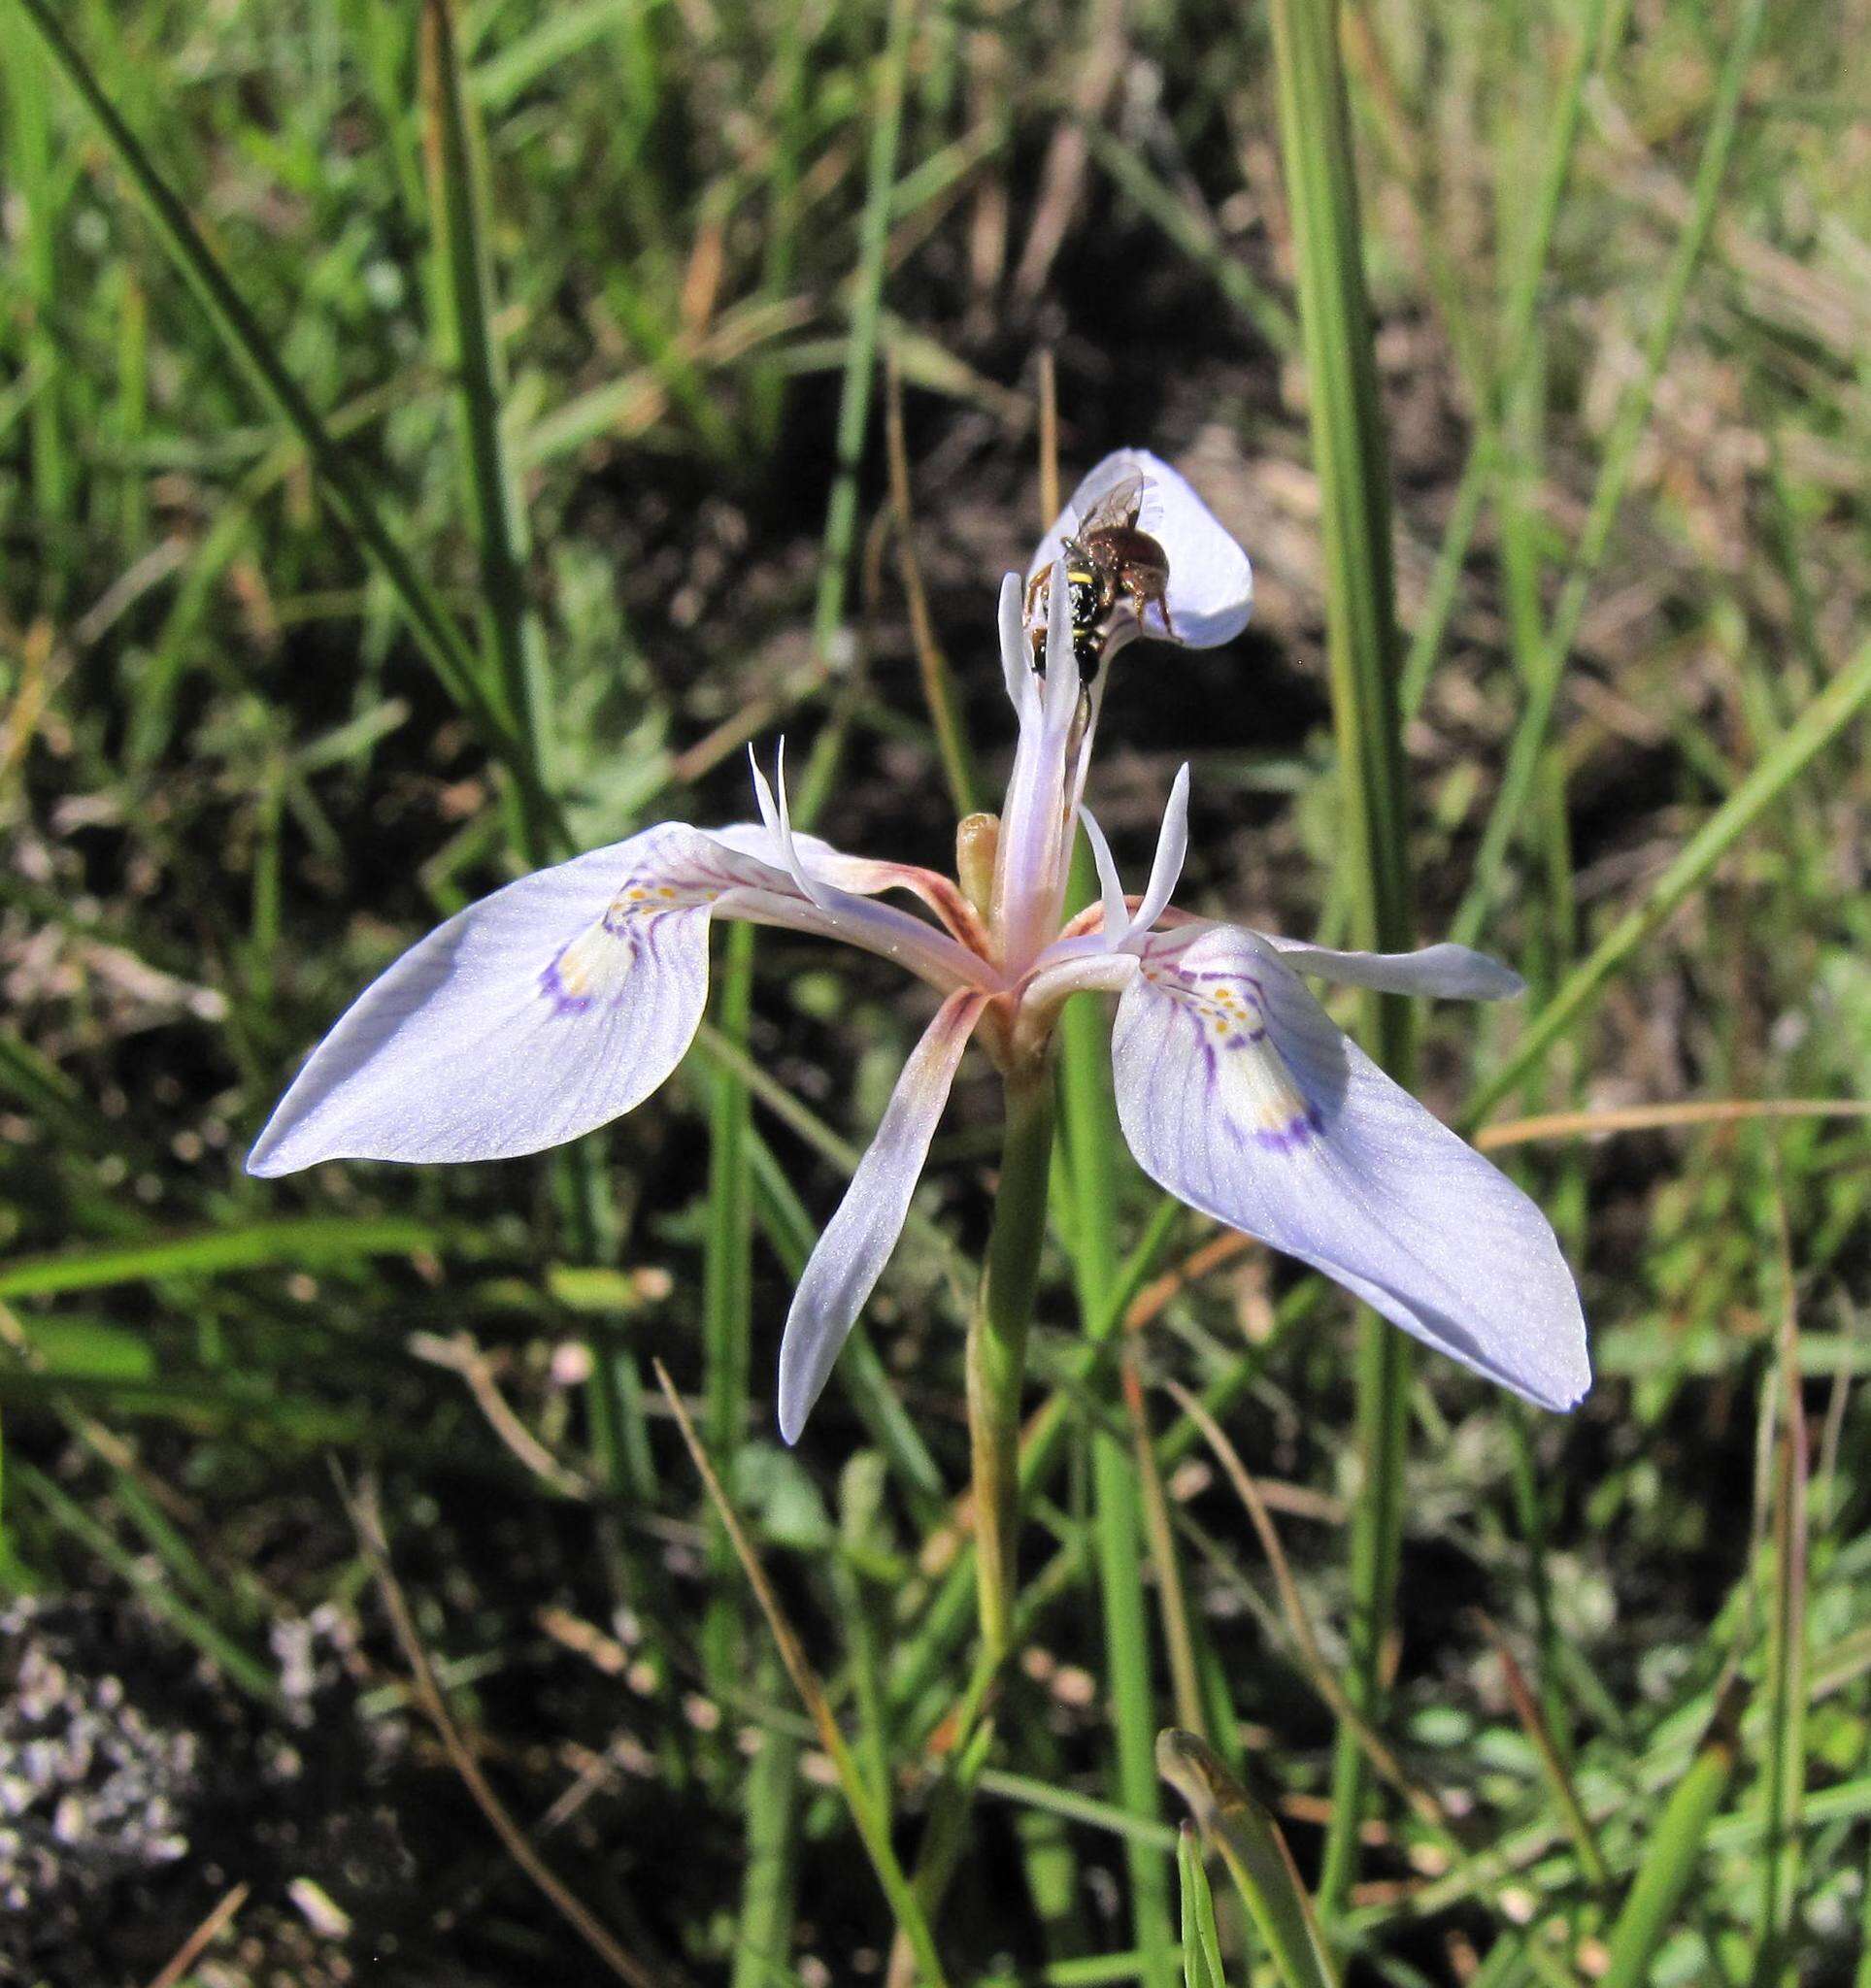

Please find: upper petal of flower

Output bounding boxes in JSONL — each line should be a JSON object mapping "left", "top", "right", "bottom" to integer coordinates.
{"left": 1110, "top": 922, "right": 1589, "bottom": 1410}
{"left": 1030, "top": 449, "right": 1253, "bottom": 649}
{"left": 778, "top": 989, "right": 987, "bottom": 1442}
{"left": 247, "top": 823, "right": 727, "bottom": 1174}
{"left": 991, "top": 566, "right": 1083, "bottom": 971}
{"left": 706, "top": 820, "right": 986, "bottom": 955}
{"left": 710, "top": 744, "right": 995, "bottom": 989}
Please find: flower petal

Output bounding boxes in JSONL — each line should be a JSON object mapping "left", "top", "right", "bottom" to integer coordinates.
{"left": 1112, "top": 924, "right": 1588, "bottom": 1409}
{"left": 1130, "top": 762, "right": 1191, "bottom": 937}
{"left": 248, "top": 824, "right": 726, "bottom": 1174}
{"left": 705, "top": 818, "right": 981, "bottom": 945}
{"left": 1030, "top": 449, "right": 1253, "bottom": 649}
{"left": 1078, "top": 804, "right": 1131, "bottom": 941}
{"left": 778, "top": 990, "right": 986, "bottom": 1442}
{"left": 992, "top": 558, "right": 1081, "bottom": 971}
{"left": 998, "top": 569, "right": 1038, "bottom": 722}
{"left": 1264, "top": 938, "right": 1523, "bottom": 1001}
{"left": 709, "top": 778, "right": 996, "bottom": 992}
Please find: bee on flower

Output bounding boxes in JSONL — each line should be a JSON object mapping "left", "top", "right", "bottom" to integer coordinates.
{"left": 250, "top": 450, "right": 1588, "bottom": 1441}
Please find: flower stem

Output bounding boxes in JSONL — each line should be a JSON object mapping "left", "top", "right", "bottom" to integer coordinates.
{"left": 1267, "top": 0, "right": 1418, "bottom": 1922}
{"left": 965, "top": 1058, "right": 1056, "bottom": 1668}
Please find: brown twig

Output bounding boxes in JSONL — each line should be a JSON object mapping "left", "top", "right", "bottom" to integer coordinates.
{"left": 1162, "top": 1378, "right": 1450, "bottom": 1836}
{"left": 651, "top": 1362, "right": 952, "bottom": 1988}
{"left": 1037, "top": 348, "right": 1060, "bottom": 528}
{"left": 144, "top": 1881, "right": 250, "bottom": 1988}
{"left": 1475, "top": 1096, "right": 1871, "bottom": 1151}
{"left": 1125, "top": 1230, "right": 1256, "bottom": 1335}
{"left": 884, "top": 348, "right": 977, "bottom": 815}
{"left": 340, "top": 1471, "right": 668, "bottom": 1988}
{"left": 1011, "top": 0, "right": 1130, "bottom": 306}
{"left": 1122, "top": 1349, "right": 1205, "bottom": 1733}
{"left": 1478, "top": 1614, "right": 1611, "bottom": 1891}
{"left": 408, "top": 1330, "right": 592, "bottom": 1499}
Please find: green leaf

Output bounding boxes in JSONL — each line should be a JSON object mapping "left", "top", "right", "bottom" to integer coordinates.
{"left": 1157, "top": 1731, "right": 1340, "bottom": 1988}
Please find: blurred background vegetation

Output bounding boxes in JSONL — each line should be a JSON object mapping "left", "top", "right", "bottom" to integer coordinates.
{"left": 2, "top": 0, "right": 1869, "bottom": 1982}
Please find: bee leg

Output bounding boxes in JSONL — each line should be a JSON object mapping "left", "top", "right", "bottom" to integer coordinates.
{"left": 1124, "top": 576, "right": 1170, "bottom": 640}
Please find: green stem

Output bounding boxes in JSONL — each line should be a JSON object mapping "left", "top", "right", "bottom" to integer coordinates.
{"left": 1268, "top": 0, "right": 1417, "bottom": 1922}
{"left": 966, "top": 1060, "right": 1056, "bottom": 1668}
{"left": 702, "top": 921, "right": 758, "bottom": 1689}
{"left": 1059, "top": 899, "right": 1178, "bottom": 1988}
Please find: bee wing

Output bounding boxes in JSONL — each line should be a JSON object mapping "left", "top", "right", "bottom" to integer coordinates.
{"left": 1076, "top": 472, "right": 1147, "bottom": 536}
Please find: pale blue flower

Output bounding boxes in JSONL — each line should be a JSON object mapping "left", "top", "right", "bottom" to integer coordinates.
{"left": 251, "top": 451, "right": 1589, "bottom": 1438}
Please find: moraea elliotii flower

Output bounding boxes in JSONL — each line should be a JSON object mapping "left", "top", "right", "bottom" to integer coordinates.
{"left": 251, "top": 451, "right": 1588, "bottom": 1440}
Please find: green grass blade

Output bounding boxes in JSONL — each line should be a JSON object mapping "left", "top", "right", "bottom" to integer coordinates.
{"left": 1158, "top": 1731, "right": 1340, "bottom": 1988}
{"left": 1178, "top": 1822, "right": 1225, "bottom": 1988}
{"left": 1753, "top": 1276, "right": 1810, "bottom": 1986}
{"left": 1083, "top": 124, "right": 1297, "bottom": 355}
{"left": 703, "top": 921, "right": 757, "bottom": 1689}
{"left": 658, "top": 1365, "right": 951, "bottom": 1988}
{"left": 1060, "top": 843, "right": 1177, "bottom": 1988}
{"left": 1265, "top": 0, "right": 1417, "bottom": 1917}
{"left": 420, "top": 0, "right": 554, "bottom": 856}
{"left": 13, "top": 1457, "right": 281, "bottom": 1705}
{"left": 8, "top": 0, "right": 554, "bottom": 832}
{"left": 1450, "top": 0, "right": 1770, "bottom": 946}
{"left": 880, "top": 1194, "right": 1183, "bottom": 1723}
{"left": 1394, "top": 0, "right": 1620, "bottom": 726}
{"left": 808, "top": 0, "right": 915, "bottom": 665}
{"left": 0, "top": 1216, "right": 458, "bottom": 1300}
{"left": 469, "top": 0, "right": 630, "bottom": 111}
{"left": 1465, "top": 634, "right": 1871, "bottom": 1124}
{"left": 3, "top": 1, "right": 74, "bottom": 597}
{"left": 1598, "top": 1682, "right": 1747, "bottom": 1988}
{"left": 731, "top": 1646, "right": 802, "bottom": 1988}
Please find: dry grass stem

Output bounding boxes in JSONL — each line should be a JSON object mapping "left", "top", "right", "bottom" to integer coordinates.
{"left": 341, "top": 1474, "right": 669, "bottom": 1988}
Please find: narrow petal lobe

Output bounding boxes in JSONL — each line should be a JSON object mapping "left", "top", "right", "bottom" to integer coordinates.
{"left": 1078, "top": 804, "right": 1131, "bottom": 941}
{"left": 778, "top": 991, "right": 986, "bottom": 1442}
{"left": 1111, "top": 924, "right": 1588, "bottom": 1410}
{"left": 1130, "top": 762, "right": 1191, "bottom": 937}
{"left": 1265, "top": 937, "right": 1523, "bottom": 1001}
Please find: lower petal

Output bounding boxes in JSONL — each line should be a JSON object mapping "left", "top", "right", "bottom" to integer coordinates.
{"left": 1112, "top": 925, "right": 1588, "bottom": 1410}
{"left": 777, "top": 990, "right": 986, "bottom": 1442}
{"left": 248, "top": 824, "right": 724, "bottom": 1173}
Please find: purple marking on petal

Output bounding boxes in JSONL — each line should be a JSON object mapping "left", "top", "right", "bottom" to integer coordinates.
{"left": 538, "top": 897, "right": 671, "bottom": 1016}
{"left": 538, "top": 955, "right": 597, "bottom": 1015}
{"left": 1155, "top": 955, "right": 1326, "bottom": 1155}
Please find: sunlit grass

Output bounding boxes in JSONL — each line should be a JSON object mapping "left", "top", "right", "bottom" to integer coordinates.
{"left": 3, "top": 0, "right": 1869, "bottom": 1983}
